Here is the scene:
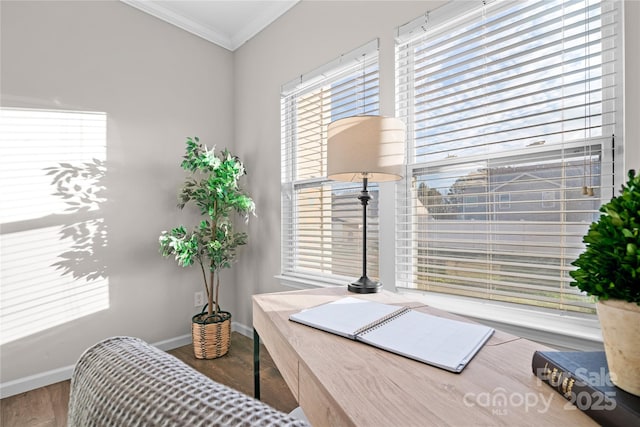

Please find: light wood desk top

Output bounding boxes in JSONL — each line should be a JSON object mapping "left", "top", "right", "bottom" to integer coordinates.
{"left": 253, "top": 286, "right": 596, "bottom": 426}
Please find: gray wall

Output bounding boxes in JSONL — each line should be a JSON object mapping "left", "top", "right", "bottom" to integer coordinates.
{"left": 1, "top": 0, "right": 638, "bottom": 394}
{"left": 0, "top": 0, "right": 234, "bottom": 387}
{"left": 625, "top": 0, "right": 640, "bottom": 169}
{"left": 232, "top": 0, "right": 640, "bottom": 330}
{"left": 232, "top": 1, "right": 443, "bottom": 329}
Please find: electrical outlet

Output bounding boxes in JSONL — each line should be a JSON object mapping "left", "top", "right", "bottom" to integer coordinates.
{"left": 194, "top": 291, "right": 205, "bottom": 307}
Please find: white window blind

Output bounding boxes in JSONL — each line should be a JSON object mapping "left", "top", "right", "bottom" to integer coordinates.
{"left": 281, "top": 40, "right": 381, "bottom": 282}
{"left": 395, "top": 0, "right": 622, "bottom": 313}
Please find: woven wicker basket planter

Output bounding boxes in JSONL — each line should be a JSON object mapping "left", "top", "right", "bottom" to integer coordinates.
{"left": 192, "top": 310, "right": 231, "bottom": 360}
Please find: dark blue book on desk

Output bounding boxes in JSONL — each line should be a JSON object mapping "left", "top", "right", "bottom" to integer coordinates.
{"left": 532, "top": 351, "right": 640, "bottom": 427}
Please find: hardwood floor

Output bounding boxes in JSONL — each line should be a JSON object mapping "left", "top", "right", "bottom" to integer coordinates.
{"left": 0, "top": 381, "right": 70, "bottom": 427}
{"left": 0, "top": 332, "right": 296, "bottom": 426}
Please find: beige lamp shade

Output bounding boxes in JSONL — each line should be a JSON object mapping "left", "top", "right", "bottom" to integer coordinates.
{"left": 327, "top": 115, "right": 405, "bottom": 182}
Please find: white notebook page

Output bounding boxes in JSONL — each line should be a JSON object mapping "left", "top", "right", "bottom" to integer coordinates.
{"left": 289, "top": 297, "right": 402, "bottom": 339}
{"left": 357, "top": 310, "right": 494, "bottom": 372}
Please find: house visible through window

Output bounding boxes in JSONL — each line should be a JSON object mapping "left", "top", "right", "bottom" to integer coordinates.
{"left": 395, "top": 0, "right": 623, "bottom": 314}
{"left": 281, "top": 40, "right": 381, "bottom": 283}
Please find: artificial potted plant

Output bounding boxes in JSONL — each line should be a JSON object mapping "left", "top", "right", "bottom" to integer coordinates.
{"left": 159, "top": 137, "right": 255, "bottom": 359}
{"left": 570, "top": 169, "right": 640, "bottom": 396}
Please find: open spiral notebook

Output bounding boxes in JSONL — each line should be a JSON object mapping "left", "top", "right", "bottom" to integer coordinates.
{"left": 289, "top": 297, "right": 494, "bottom": 373}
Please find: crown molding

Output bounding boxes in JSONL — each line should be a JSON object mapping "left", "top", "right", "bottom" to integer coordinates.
{"left": 122, "top": 0, "right": 233, "bottom": 50}
{"left": 229, "top": 1, "right": 298, "bottom": 50}
{"left": 121, "top": 0, "right": 298, "bottom": 51}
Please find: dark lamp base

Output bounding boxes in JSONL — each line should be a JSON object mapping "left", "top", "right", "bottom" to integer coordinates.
{"left": 348, "top": 276, "right": 382, "bottom": 294}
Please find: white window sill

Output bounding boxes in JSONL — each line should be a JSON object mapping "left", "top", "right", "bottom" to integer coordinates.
{"left": 397, "top": 289, "right": 603, "bottom": 351}
{"left": 275, "top": 273, "right": 354, "bottom": 290}
{"left": 276, "top": 274, "right": 604, "bottom": 351}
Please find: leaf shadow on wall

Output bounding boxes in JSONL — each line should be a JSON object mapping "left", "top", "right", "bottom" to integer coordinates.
{"left": 44, "top": 158, "right": 108, "bottom": 281}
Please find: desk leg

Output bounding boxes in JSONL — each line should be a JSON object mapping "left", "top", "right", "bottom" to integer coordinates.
{"left": 253, "top": 328, "right": 260, "bottom": 400}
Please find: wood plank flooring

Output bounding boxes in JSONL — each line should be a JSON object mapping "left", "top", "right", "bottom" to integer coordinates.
{"left": 0, "top": 332, "right": 296, "bottom": 426}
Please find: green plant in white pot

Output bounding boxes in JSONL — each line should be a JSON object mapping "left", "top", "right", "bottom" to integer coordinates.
{"left": 159, "top": 137, "right": 255, "bottom": 359}
{"left": 570, "top": 169, "right": 640, "bottom": 396}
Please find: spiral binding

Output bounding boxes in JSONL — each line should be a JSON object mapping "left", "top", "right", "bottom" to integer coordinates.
{"left": 354, "top": 306, "right": 411, "bottom": 337}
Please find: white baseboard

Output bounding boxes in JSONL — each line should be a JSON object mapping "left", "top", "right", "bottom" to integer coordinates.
{"left": 152, "top": 333, "right": 192, "bottom": 351}
{"left": 0, "top": 322, "right": 252, "bottom": 399}
{"left": 0, "top": 364, "right": 74, "bottom": 399}
{"left": 232, "top": 321, "right": 253, "bottom": 338}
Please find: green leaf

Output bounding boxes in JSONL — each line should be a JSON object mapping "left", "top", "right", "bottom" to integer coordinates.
{"left": 159, "top": 137, "right": 256, "bottom": 296}
{"left": 570, "top": 169, "right": 640, "bottom": 305}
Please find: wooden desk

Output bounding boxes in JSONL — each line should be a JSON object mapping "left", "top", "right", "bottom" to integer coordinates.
{"left": 253, "top": 287, "right": 596, "bottom": 426}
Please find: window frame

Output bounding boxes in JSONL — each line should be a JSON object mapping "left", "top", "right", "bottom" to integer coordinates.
{"left": 394, "top": 0, "right": 624, "bottom": 316}
{"left": 280, "top": 39, "right": 382, "bottom": 285}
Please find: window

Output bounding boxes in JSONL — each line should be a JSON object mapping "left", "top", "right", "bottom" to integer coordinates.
{"left": 281, "top": 40, "right": 380, "bottom": 283}
{"left": 542, "top": 191, "right": 558, "bottom": 208}
{"left": 396, "top": 0, "right": 622, "bottom": 313}
{"left": 497, "top": 193, "right": 511, "bottom": 209}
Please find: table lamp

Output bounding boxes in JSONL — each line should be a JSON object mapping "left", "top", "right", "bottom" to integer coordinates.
{"left": 327, "top": 115, "right": 405, "bottom": 293}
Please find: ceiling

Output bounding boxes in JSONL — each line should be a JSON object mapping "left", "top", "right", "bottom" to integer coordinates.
{"left": 121, "top": 0, "right": 299, "bottom": 51}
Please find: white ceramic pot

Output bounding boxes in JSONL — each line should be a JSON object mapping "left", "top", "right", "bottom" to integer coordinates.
{"left": 597, "top": 299, "right": 640, "bottom": 396}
